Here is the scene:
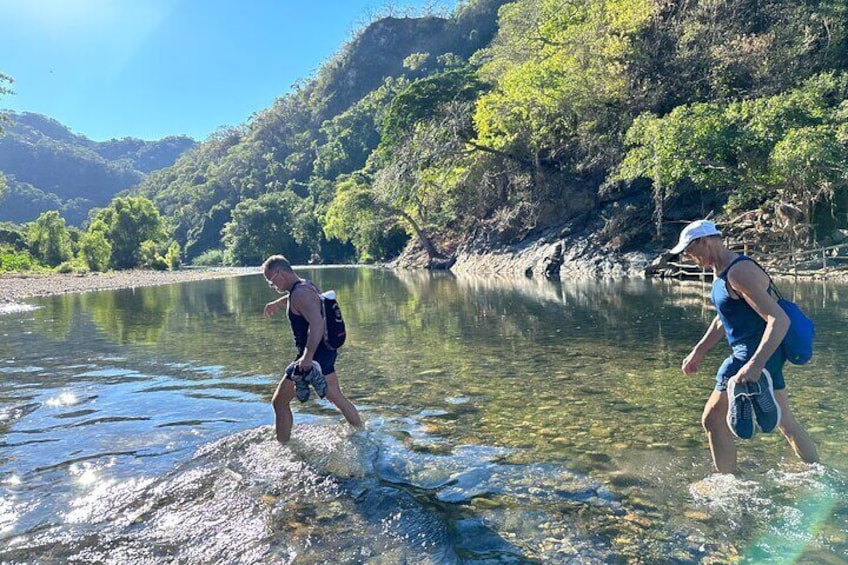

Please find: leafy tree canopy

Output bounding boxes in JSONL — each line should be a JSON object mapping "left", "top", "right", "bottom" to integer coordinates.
{"left": 221, "top": 191, "right": 312, "bottom": 266}
{"left": 616, "top": 72, "right": 848, "bottom": 237}
{"left": 131, "top": 0, "right": 848, "bottom": 261}
{"left": 92, "top": 196, "right": 167, "bottom": 269}
{"left": 27, "top": 210, "right": 72, "bottom": 267}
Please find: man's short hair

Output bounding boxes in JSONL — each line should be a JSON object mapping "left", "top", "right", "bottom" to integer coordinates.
{"left": 262, "top": 255, "right": 293, "bottom": 274}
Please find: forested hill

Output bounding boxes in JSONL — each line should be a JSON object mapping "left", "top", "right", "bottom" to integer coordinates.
{"left": 136, "top": 0, "right": 848, "bottom": 268}
{"left": 0, "top": 111, "right": 195, "bottom": 226}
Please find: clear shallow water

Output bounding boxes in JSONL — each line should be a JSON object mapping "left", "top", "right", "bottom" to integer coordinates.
{"left": 1, "top": 268, "right": 846, "bottom": 564}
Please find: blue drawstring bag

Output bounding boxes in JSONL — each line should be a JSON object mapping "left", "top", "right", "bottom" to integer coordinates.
{"left": 773, "top": 288, "right": 815, "bottom": 365}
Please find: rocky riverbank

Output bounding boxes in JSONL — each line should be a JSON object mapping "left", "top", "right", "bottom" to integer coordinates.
{"left": 450, "top": 241, "right": 848, "bottom": 281}
{"left": 0, "top": 267, "right": 256, "bottom": 303}
{"left": 402, "top": 221, "right": 848, "bottom": 282}
{"left": 451, "top": 234, "right": 652, "bottom": 279}
{"left": 436, "top": 221, "right": 654, "bottom": 279}
{"left": 3, "top": 247, "right": 845, "bottom": 308}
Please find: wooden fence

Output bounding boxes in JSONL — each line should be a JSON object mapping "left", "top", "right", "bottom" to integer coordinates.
{"left": 660, "top": 241, "right": 848, "bottom": 279}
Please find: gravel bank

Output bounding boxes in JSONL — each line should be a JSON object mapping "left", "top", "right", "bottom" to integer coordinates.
{"left": 0, "top": 268, "right": 257, "bottom": 303}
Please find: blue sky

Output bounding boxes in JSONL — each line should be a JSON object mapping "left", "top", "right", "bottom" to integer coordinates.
{"left": 0, "top": 0, "right": 456, "bottom": 141}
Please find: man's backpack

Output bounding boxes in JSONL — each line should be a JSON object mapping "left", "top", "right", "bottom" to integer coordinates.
{"left": 291, "top": 281, "right": 347, "bottom": 350}
{"left": 319, "top": 290, "right": 346, "bottom": 350}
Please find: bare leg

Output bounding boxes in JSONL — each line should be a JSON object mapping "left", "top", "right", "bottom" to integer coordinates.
{"left": 702, "top": 390, "right": 737, "bottom": 473}
{"left": 272, "top": 377, "right": 296, "bottom": 443}
{"left": 323, "top": 372, "right": 362, "bottom": 427}
{"left": 774, "top": 389, "right": 818, "bottom": 463}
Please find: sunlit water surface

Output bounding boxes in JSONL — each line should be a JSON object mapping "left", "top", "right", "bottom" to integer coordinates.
{"left": 1, "top": 268, "right": 846, "bottom": 564}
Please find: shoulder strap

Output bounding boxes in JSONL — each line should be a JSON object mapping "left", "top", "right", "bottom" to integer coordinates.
{"left": 721, "top": 255, "right": 781, "bottom": 298}
{"left": 291, "top": 280, "right": 327, "bottom": 316}
{"left": 289, "top": 279, "right": 305, "bottom": 293}
{"left": 290, "top": 279, "right": 321, "bottom": 295}
{"left": 718, "top": 255, "right": 752, "bottom": 280}
{"left": 288, "top": 280, "right": 323, "bottom": 317}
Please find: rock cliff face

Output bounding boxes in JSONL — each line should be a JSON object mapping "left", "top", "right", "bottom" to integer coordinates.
{"left": 321, "top": 0, "right": 510, "bottom": 117}
{"left": 450, "top": 225, "right": 653, "bottom": 280}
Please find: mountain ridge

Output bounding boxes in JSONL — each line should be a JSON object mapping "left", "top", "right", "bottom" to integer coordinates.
{"left": 0, "top": 110, "right": 196, "bottom": 226}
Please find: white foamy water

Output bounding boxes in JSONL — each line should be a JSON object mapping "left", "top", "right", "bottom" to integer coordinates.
{"left": 688, "top": 464, "right": 846, "bottom": 562}
{"left": 689, "top": 473, "right": 772, "bottom": 518}
{"left": 45, "top": 391, "right": 79, "bottom": 407}
{"left": 0, "top": 417, "right": 628, "bottom": 564}
{"left": 0, "top": 302, "right": 37, "bottom": 315}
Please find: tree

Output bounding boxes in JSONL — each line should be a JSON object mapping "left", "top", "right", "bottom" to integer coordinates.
{"left": 615, "top": 72, "right": 848, "bottom": 238}
{"left": 473, "top": 0, "right": 655, "bottom": 163}
{"left": 0, "top": 73, "right": 13, "bottom": 195}
{"left": 161, "top": 242, "right": 181, "bottom": 270}
{"left": 313, "top": 84, "right": 392, "bottom": 181}
{"left": 372, "top": 116, "right": 463, "bottom": 262}
{"left": 221, "top": 191, "right": 311, "bottom": 266}
{"left": 324, "top": 174, "right": 409, "bottom": 261}
{"left": 770, "top": 124, "right": 848, "bottom": 242}
{"left": 80, "top": 219, "right": 112, "bottom": 272}
{"left": 633, "top": 0, "right": 848, "bottom": 108}
{"left": 615, "top": 102, "right": 739, "bottom": 235}
{"left": 0, "top": 73, "right": 12, "bottom": 135}
{"left": 139, "top": 240, "right": 168, "bottom": 270}
{"left": 93, "top": 196, "right": 167, "bottom": 269}
{"left": 377, "top": 68, "right": 482, "bottom": 160}
{"left": 27, "top": 210, "right": 72, "bottom": 267}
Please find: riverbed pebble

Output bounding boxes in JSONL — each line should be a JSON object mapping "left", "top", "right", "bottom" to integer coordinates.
{"left": 0, "top": 268, "right": 255, "bottom": 303}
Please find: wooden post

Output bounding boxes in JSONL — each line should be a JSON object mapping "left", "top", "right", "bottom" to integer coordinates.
{"left": 792, "top": 241, "right": 797, "bottom": 276}
{"left": 823, "top": 247, "right": 827, "bottom": 277}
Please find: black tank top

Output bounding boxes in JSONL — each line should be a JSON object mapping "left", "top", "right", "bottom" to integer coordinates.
{"left": 287, "top": 280, "right": 317, "bottom": 351}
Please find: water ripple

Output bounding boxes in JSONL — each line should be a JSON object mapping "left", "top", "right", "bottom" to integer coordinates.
{"left": 0, "top": 416, "right": 629, "bottom": 564}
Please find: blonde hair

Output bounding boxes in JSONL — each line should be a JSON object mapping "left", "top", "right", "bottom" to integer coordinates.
{"left": 262, "top": 255, "right": 293, "bottom": 274}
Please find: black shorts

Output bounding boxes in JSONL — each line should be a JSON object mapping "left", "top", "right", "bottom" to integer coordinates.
{"left": 291, "top": 345, "right": 337, "bottom": 376}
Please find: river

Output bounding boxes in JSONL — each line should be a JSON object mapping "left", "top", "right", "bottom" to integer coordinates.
{"left": 1, "top": 267, "right": 846, "bottom": 563}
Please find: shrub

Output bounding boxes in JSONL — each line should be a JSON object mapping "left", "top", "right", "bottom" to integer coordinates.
{"left": 191, "top": 248, "right": 225, "bottom": 266}
{"left": 55, "top": 258, "right": 89, "bottom": 274}
{"left": 139, "top": 240, "right": 168, "bottom": 270}
{"left": 27, "top": 211, "right": 72, "bottom": 267}
{"left": 80, "top": 229, "right": 112, "bottom": 272}
{"left": 0, "top": 245, "right": 37, "bottom": 272}
{"left": 164, "top": 242, "right": 181, "bottom": 270}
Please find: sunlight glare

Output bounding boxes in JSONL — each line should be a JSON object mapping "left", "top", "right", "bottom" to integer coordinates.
{"left": 46, "top": 391, "right": 79, "bottom": 407}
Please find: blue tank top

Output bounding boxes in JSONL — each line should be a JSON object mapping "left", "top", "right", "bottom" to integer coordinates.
{"left": 710, "top": 255, "right": 767, "bottom": 351}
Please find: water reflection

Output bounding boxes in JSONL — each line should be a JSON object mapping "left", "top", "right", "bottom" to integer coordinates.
{"left": 30, "top": 294, "right": 78, "bottom": 342}
{"left": 86, "top": 288, "right": 172, "bottom": 345}
{"left": 1, "top": 269, "right": 846, "bottom": 563}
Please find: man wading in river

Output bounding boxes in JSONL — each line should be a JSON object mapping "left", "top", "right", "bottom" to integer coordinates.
{"left": 675, "top": 220, "right": 818, "bottom": 473}
{"left": 262, "top": 255, "right": 362, "bottom": 443}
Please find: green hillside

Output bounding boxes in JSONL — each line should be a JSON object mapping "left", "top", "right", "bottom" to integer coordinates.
{"left": 0, "top": 111, "right": 195, "bottom": 226}
{"left": 132, "top": 0, "right": 848, "bottom": 266}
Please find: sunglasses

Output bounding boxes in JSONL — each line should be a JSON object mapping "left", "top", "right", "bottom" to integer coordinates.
{"left": 266, "top": 271, "right": 281, "bottom": 287}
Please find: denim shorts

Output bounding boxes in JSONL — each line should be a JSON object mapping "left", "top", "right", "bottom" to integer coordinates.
{"left": 289, "top": 345, "right": 337, "bottom": 377}
{"left": 715, "top": 343, "right": 786, "bottom": 391}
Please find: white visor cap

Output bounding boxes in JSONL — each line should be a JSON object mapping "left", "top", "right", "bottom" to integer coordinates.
{"left": 670, "top": 219, "right": 721, "bottom": 254}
